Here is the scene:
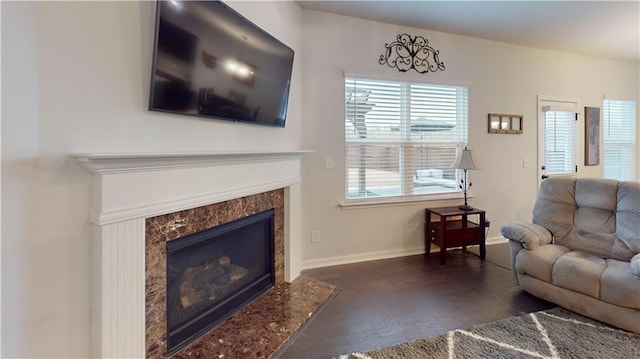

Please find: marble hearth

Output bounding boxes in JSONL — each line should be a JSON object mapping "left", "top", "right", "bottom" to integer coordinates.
{"left": 74, "top": 151, "right": 329, "bottom": 358}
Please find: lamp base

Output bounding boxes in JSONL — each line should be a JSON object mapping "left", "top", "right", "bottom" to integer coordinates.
{"left": 458, "top": 204, "right": 474, "bottom": 211}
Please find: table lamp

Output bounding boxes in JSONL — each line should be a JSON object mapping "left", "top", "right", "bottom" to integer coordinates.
{"left": 453, "top": 147, "right": 480, "bottom": 210}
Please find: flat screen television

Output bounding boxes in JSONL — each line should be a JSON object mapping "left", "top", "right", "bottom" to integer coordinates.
{"left": 149, "top": 0, "right": 294, "bottom": 127}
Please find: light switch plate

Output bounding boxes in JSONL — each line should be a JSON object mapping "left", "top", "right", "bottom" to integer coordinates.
{"left": 325, "top": 157, "right": 334, "bottom": 169}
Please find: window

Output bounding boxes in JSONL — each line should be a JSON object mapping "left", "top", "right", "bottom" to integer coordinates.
{"left": 603, "top": 99, "right": 637, "bottom": 180}
{"left": 345, "top": 76, "right": 468, "bottom": 200}
{"left": 538, "top": 96, "right": 579, "bottom": 179}
{"left": 543, "top": 110, "right": 576, "bottom": 175}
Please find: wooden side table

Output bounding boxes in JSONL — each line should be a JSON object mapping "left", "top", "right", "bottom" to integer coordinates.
{"left": 425, "top": 206, "right": 486, "bottom": 265}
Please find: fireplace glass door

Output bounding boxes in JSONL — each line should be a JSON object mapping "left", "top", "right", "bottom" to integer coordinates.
{"left": 166, "top": 209, "right": 275, "bottom": 355}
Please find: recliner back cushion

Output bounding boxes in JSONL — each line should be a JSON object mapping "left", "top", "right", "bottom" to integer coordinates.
{"left": 565, "top": 179, "right": 619, "bottom": 258}
{"left": 533, "top": 177, "right": 639, "bottom": 261}
{"left": 533, "top": 177, "right": 576, "bottom": 240}
{"left": 615, "top": 181, "right": 640, "bottom": 259}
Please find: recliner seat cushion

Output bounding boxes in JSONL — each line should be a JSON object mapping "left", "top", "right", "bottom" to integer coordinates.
{"left": 518, "top": 248, "right": 640, "bottom": 309}
{"left": 600, "top": 259, "right": 640, "bottom": 309}
{"left": 552, "top": 251, "right": 606, "bottom": 298}
{"left": 516, "top": 244, "right": 570, "bottom": 282}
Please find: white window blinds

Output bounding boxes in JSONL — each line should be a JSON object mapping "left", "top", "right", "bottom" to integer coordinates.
{"left": 543, "top": 110, "right": 576, "bottom": 176}
{"left": 345, "top": 76, "right": 468, "bottom": 200}
{"left": 603, "top": 99, "right": 637, "bottom": 181}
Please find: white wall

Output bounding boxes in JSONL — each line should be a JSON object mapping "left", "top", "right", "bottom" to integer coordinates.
{"left": 299, "top": 10, "right": 639, "bottom": 268}
{"left": 2, "top": 2, "right": 638, "bottom": 356}
{"left": 1, "top": 1, "right": 40, "bottom": 355}
{"left": 1, "top": 1, "right": 302, "bottom": 357}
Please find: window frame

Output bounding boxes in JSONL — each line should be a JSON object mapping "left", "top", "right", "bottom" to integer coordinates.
{"left": 343, "top": 74, "right": 469, "bottom": 205}
{"left": 603, "top": 98, "right": 637, "bottom": 181}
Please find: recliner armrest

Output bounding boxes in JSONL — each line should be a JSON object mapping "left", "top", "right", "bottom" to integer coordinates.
{"left": 500, "top": 222, "right": 552, "bottom": 250}
{"left": 631, "top": 253, "right": 640, "bottom": 280}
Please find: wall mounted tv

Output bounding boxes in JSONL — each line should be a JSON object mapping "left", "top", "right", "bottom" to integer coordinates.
{"left": 149, "top": 0, "right": 294, "bottom": 127}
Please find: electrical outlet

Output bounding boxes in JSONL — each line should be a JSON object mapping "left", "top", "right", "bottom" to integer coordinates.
{"left": 523, "top": 157, "right": 531, "bottom": 168}
{"left": 311, "top": 230, "right": 320, "bottom": 243}
{"left": 325, "top": 157, "right": 334, "bottom": 169}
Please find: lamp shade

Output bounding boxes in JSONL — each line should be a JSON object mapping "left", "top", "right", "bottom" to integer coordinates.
{"left": 453, "top": 147, "right": 480, "bottom": 170}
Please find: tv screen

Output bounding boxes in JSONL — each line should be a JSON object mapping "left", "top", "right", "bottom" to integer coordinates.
{"left": 149, "top": 0, "right": 294, "bottom": 127}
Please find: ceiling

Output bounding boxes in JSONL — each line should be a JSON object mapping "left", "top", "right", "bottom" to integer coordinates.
{"left": 296, "top": 1, "right": 640, "bottom": 63}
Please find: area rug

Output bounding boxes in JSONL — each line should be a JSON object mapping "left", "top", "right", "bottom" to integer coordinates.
{"left": 338, "top": 307, "right": 640, "bottom": 359}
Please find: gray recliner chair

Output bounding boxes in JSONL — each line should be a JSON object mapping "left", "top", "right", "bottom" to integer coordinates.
{"left": 501, "top": 177, "right": 640, "bottom": 333}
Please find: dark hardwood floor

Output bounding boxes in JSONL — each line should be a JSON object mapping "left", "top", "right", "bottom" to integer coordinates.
{"left": 278, "top": 243, "right": 555, "bottom": 359}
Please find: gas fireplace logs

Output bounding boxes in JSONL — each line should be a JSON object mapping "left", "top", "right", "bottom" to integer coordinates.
{"left": 179, "top": 256, "right": 249, "bottom": 308}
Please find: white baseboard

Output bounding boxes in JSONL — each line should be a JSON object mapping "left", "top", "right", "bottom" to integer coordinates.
{"left": 301, "top": 236, "right": 508, "bottom": 271}
{"left": 486, "top": 236, "right": 508, "bottom": 245}
{"left": 301, "top": 247, "right": 425, "bottom": 270}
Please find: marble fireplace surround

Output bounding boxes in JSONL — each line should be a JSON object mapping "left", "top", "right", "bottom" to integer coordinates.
{"left": 74, "top": 151, "right": 312, "bottom": 358}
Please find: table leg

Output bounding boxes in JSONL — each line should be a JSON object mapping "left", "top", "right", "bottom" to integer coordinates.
{"left": 439, "top": 215, "right": 446, "bottom": 265}
{"left": 425, "top": 212, "right": 431, "bottom": 258}
{"left": 480, "top": 212, "right": 486, "bottom": 260}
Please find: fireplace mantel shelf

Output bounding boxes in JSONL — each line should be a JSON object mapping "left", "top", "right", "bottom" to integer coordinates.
{"left": 73, "top": 150, "right": 314, "bottom": 174}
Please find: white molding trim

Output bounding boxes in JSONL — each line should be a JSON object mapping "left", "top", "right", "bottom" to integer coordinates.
{"left": 93, "top": 218, "right": 146, "bottom": 359}
{"left": 74, "top": 151, "right": 313, "bottom": 225}
{"left": 302, "top": 246, "right": 425, "bottom": 270}
{"left": 73, "top": 150, "right": 313, "bottom": 174}
{"left": 89, "top": 177, "right": 301, "bottom": 225}
{"left": 339, "top": 193, "right": 470, "bottom": 209}
{"left": 487, "top": 236, "right": 508, "bottom": 245}
{"left": 301, "top": 238, "right": 508, "bottom": 270}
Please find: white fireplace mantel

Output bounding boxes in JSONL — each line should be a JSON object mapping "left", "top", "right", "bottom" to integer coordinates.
{"left": 73, "top": 150, "right": 313, "bottom": 175}
{"left": 74, "top": 151, "right": 313, "bottom": 225}
{"left": 74, "top": 150, "right": 312, "bottom": 358}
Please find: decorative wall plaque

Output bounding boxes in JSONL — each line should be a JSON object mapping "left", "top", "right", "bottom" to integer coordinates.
{"left": 379, "top": 34, "right": 445, "bottom": 74}
{"left": 585, "top": 106, "right": 600, "bottom": 165}
{"left": 488, "top": 113, "right": 523, "bottom": 134}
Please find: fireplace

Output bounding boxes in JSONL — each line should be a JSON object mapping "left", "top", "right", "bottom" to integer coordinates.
{"left": 73, "top": 151, "right": 312, "bottom": 358}
{"left": 145, "top": 189, "right": 286, "bottom": 358}
{"left": 165, "top": 209, "right": 275, "bottom": 355}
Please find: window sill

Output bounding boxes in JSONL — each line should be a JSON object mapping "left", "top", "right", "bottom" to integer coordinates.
{"left": 340, "top": 192, "right": 472, "bottom": 210}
